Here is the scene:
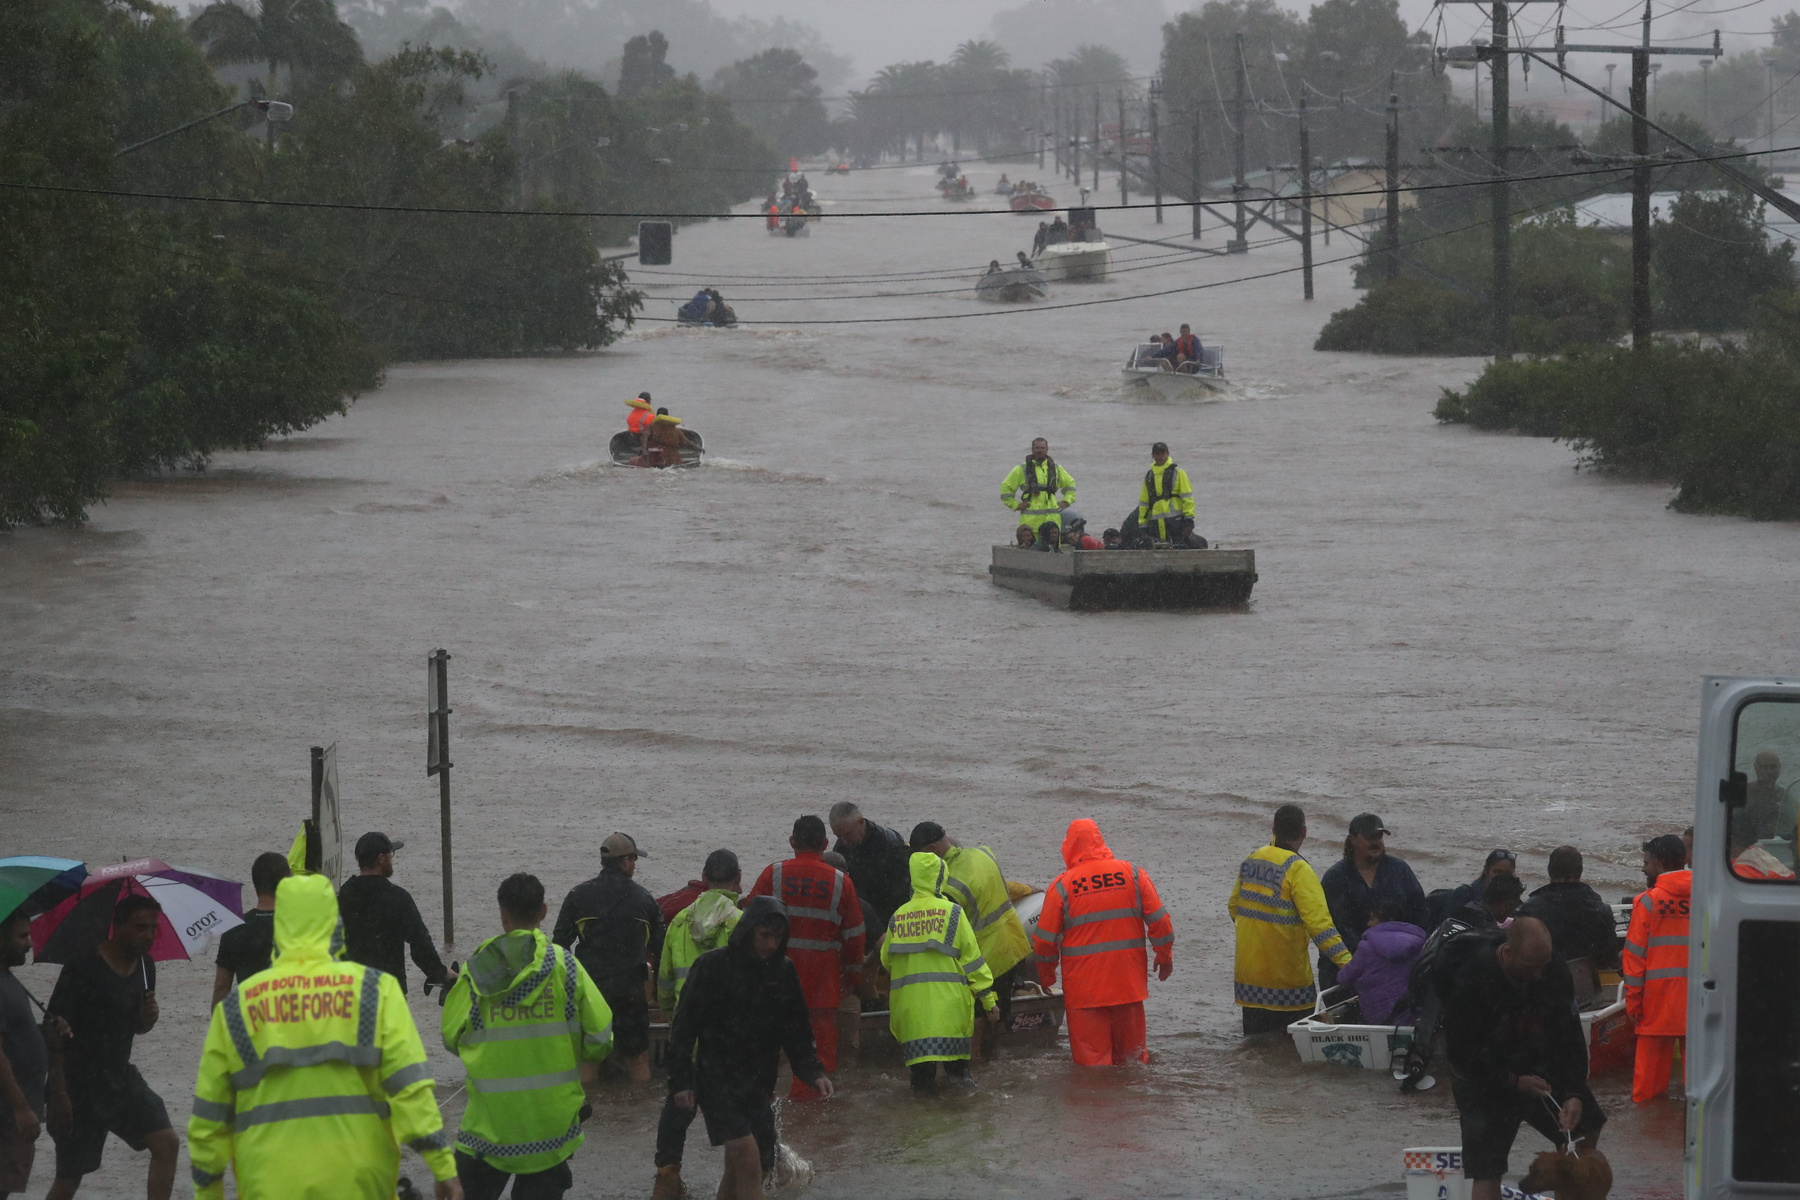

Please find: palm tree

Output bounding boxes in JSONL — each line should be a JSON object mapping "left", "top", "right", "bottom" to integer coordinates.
{"left": 872, "top": 61, "right": 943, "bottom": 160}
{"left": 189, "top": 0, "right": 362, "bottom": 108}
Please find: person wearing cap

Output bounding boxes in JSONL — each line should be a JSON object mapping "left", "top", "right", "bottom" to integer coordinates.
{"left": 746, "top": 817, "right": 865, "bottom": 1102}
{"left": 1000, "top": 438, "right": 1077, "bottom": 535}
{"left": 1623, "top": 834, "right": 1690, "bottom": 1103}
{"left": 652, "top": 852, "right": 743, "bottom": 1200}
{"left": 1137, "top": 442, "right": 1197, "bottom": 545}
{"left": 911, "top": 823, "right": 1033, "bottom": 1051}
{"left": 552, "top": 834, "right": 665, "bottom": 1083}
{"left": 337, "top": 832, "right": 456, "bottom": 995}
{"left": 1318, "top": 814, "right": 1428, "bottom": 989}
{"left": 626, "top": 393, "right": 656, "bottom": 436}
{"left": 1061, "top": 512, "right": 1103, "bottom": 550}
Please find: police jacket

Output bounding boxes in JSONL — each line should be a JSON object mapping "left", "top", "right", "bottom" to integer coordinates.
{"left": 1228, "top": 843, "right": 1349, "bottom": 1010}
{"left": 336, "top": 875, "right": 451, "bottom": 995}
{"left": 747, "top": 853, "right": 864, "bottom": 1007}
{"left": 881, "top": 853, "right": 996, "bottom": 1064}
{"left": 666, "top": 898, "right": 824, "bottom": 1097}
{"left": 552, "top": 866, "right": 665, "bottom": 993}
{"left": 1518, "top": 881, "right": 1621, "bottom": 969}
{"left": 1442, "top": 935, "right": 1588, "bottom": 1095}
{"left": 442, "top": 929, "right": 613, "bottom": 1176}
{"left": 1623, "top": 868, "right": 1691, "bottom": 1036}
{"left": 1032, "top": 819, "right": 1174, "bottom": 1008}
{"left": 189, "top": 875, "right": 455, "bottom": 1200}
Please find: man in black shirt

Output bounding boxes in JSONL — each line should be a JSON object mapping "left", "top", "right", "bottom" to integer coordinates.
{"left": 553, "top": 832, "right": 664, "bottom": 1083}
{"left": 210, "top": 852, "right": 290, "bottom": 1006}
{"left": 337, "top": 832, "right": 456, "bottom": 995}
{"left": 1, "top": 908, "right": 68, "bottom": 1198}
{"left": 826, "top": 802, "right": 911, "bottom": 930}
{"left": 1517, "top": 846, "right": 1621, "bottom": 971}
{"left": 46, "top": 895, "right": 176, "bottom": 1200}
{"left": 1443, "top": 917, "right": 1604, "bottom": 1200}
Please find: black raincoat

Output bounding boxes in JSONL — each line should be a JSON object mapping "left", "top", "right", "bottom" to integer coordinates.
{"left": 666, "top": 897, "right": 823, "bottom": 1096}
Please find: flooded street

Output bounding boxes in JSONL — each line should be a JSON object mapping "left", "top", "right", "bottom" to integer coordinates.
{"left": 3, "top": 163, "right": 1791, "bottom": 1198}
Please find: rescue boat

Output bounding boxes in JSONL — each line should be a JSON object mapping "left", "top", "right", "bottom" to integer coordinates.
{"left": 1039, "top": 237, "right": 1109, "bottom": 281}
{"left": 608, "top": 428, "right": 705, "bottom": 468}
{"left": 989, "top": 545, "right": 1257, "bottom": 610}
{"left": 974, "top": 263, "right": 1048, "bottom": 303}
{"left": 1011, "top": 187, "right": 1056, "bottom": 212}
{"left": 1122, "top": 341, "right": 1229, "bottom": 398}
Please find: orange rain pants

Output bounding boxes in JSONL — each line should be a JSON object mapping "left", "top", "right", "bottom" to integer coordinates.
{"left": 1065, "top": 1002, "right": 1147, "bottom": 1066}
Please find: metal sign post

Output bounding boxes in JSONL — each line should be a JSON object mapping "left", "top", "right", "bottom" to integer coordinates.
{"left": 426, "top": 649, "right": 454, "bottom": 947}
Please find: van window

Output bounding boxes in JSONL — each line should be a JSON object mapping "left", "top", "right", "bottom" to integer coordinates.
{"left": 1729, "top": 702, "right": 1800, "bottom": 882}
{"left": 1734, "top": 919, "right": 1800, "bottom": 1181}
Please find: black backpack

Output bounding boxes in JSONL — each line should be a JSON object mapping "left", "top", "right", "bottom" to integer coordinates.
{"left": 1407, "top": 916, "right": 1500, "bottom": 1010}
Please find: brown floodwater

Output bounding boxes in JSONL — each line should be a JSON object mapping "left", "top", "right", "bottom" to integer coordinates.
{"left": 4, "top": 162, "right": 1783, "bottom": 1198}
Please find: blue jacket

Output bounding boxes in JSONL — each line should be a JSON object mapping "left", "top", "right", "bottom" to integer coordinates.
{"left": 1319, "top": 855, "right": 1429, "bottom": 959}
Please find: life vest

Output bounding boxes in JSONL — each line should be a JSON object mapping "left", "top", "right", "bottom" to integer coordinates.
{"left": 627, "top": 408, "right": 653, "bottom": 433}
{"left": 1174, "top": 334, "right": 1200, "bottom": 359}
{"left": 1623, "top": 868, "right": 1690, "bottom": 1036}
{"left": 1143, "top": 463, "right": 1177, "bottom": 506}
{"left": 748, "top": 854, "right": 864, "bottom": 1007}
{"left": 1021, "top": 457, "right": 1060, "bottom": 498}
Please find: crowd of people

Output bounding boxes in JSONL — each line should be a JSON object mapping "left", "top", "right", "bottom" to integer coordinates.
{"left": 1001, "top": 437, "right": 1208, "bottom": 551}
{"left": 0, "top": 806, "right": 1177, "bottom": 1200}
{"left": 1228, "top": 805, "right": 1706, "bottom": 1199}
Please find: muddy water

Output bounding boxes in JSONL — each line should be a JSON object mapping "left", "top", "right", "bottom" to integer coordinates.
{"left": 3, "top": 164, "right": 1789, "bottom": 1199}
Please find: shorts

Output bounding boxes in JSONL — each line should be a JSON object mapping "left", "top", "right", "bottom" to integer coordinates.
{"left": 0, "top": 1124, "right": 37, "bottom": 1192}
{"left": 1452, "top": 1078, "right": 1606, "bottom": 1181}
{"left": 697, "top": 1082, "right": 776, "bottom": 1155}
{"left": 53, "top": 1066, "right": 171, "bottom": 1179}
{"left": 599, "top": 981, "right": 650, "bottom": 1059}
{"left": 455, "top": 1151, "right": 572, "bottom": 1200}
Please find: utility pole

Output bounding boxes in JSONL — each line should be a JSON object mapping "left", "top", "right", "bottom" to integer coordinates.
{"left": 1631, "top": 1, "right": 1653, "bottom": 348}
{"left": 1190, "top": 107, "right": 1203, "bottom": 240}
{"left": 1040, "top": 83, "right": 1048, "bottom": 170}
{"left": 1118, "top": 90, "right": 1130, "bottom": 205}
{"left": 1385, "top": 88, "right": 1402, "bottom": 283}
{"left": 1231, "top": 32, "right": 1248, "bottom": 251}
{"left": 1491, "top": 0, "right": 1513, "bottom": 359}
{"left": 1150, "top": 80, "right": 1163, "bottom": 223}
{"left": 426, "top": 648, "right": 455, "bottom": 947}
{"left": 1093, "top": 93, "right": 1101, "bottom": 192}
{"left": 1299, "top": 98, "right": 1314, "bottom": 300}
{"left": 1700, "top": 59, "right": 1711, "bottom": 129}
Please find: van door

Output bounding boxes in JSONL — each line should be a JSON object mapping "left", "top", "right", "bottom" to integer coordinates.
{"left": 1688, "top": 676, "right": 1800, "bottom": 1199}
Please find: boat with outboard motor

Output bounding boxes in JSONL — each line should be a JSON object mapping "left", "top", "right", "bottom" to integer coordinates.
{"left": 975, "top": 262, "right": 1048, "bottom": 303}
{"left": 1122, "top": 341, "right": 1227, "bottom": 397}
{"left": 609, "top": 428, "right": 705, "bottom": 468}
{"left": 1011, "top": 186, "right": 1055, "bottom": 212}
{"left": 1040, "top": 237, "right": 1109, "bottom": 281}
{"left": 990, "top": 544, "right": 1257, "bottom": 610}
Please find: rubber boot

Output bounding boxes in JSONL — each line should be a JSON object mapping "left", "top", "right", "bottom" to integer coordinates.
{"left": 652, "top": 1163, "right": 685, "bottom": 1200}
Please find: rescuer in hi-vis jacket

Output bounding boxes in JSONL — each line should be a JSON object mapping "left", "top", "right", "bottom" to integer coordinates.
{"left": 442, "top": 872, "right": 614, "bottom": 1200}
{"left": 187, "top": 874, "right": 461, "bottom": 1200}
{"left": 879, "top": 849, "right": 997, "bottom": 1092}
{"left": 1228, "top": 804, "right": 1350, "bottom": 1036}
{"left": 1000, "top": 437, "right": 1077, "bottom": 536}
{"left": 1137, "top": 441, "right": 1196, "bottom": 543}
{"left": 910, "top": 823, "right": 1033, "bottom": 1043}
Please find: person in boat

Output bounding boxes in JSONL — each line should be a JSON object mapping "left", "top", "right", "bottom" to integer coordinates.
{"left": 1229, "top": 803, "right": 1350, "bottom": 1035}
{"left": 1149, "top": 332, "right": 1180, "bottom": 370}
{"left": 1000, "top": 437, "right": 1077, "bottom": 534}
{"left": 1337, "top": 900, "right": 1426, "bottom": 1026}
{"left": 997, "top": 173, "right": 1010, "bottom": 189}
{"left": 1015, "top": 251, "right": 1035, "bottom": 270}
{"left": 1032, "top": 521, "right": 1062, "bottom": 551}
{"left": 1014, "top": 524, "right": 1036, "bottom": 549}
{"left": 704, "top": 289, "right": 735, "bottom": 324}
{"left": 1319, "top": 813, "right": 1429, "bottom": 990}
{"left": 1430, "top": 848, "right": 1518, "bottom": 931}
{"left": 986, "top": 260, "right": 1003, "bottom": 274}
{"left": 1062, "top": 514, "right": 1103, "bottom": 549}
{"left": 626, "top": 393, "right": 655, "bottom": 443}
{"left": 1516, "top": 846, "right": 1621, "bottom": 971}
{"left": 1174, "top": 323, "right": 1201, "bottom": 371}
{"left": 1137, "top": 442, "right": 1195, "bottom": 543}
{"left": 1101, "top": 527, "right": 1122, "bottom": 549}
{"left": 679, "top": 290, "right": 715, "bottom": 323}
{"left": 1033, "top": 222, "right": 1049, "bottom": 256}
{"left": 766, "top": 199, "right": 780, "bottom": 231}
{"left": 1048, "top": 215, "right": 1068, "bottom": 243}
{"left": 635, "top": 413, "right": 687, "bottom": 467}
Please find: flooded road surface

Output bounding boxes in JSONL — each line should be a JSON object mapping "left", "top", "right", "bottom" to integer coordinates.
{"left": 4, "top": 162, "right": 1788, "bottom": 1198}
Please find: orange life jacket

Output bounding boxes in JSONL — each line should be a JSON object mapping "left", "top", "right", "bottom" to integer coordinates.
{"left": 748, "top": 853, "right": 865, "bottom": 1007}
{"left": 1622, "top": 868, "right": 1690, "bottom": 1036}
{"left": 627, "top": 408, "right": 653, "bottom": 433}
{"left": 1032, "top": 819, "right": 1174, "bottom": 1008}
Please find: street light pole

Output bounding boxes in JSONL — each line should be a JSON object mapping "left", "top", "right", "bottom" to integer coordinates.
{"left": 115, "top": 98, "right": 292, "bottom": 157}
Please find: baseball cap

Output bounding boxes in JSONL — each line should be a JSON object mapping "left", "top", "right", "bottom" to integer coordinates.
{"left": 601, "top": 832, "right": 646, "bottom": 859}
{"left": 1151, "top": 441, "right": 1169, "bottom": 454}
{"left": 909, "top": 821, "right": 947, "bottom": 851}
{"left": 1347, "top": 813, "right": 1389, "bottom": 838}
{"left": 355, "top": 832, "right": 404, "bottom": 861}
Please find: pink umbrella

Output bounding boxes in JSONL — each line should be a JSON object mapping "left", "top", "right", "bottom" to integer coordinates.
{"left": 32, "top": 859, "right": 245, "bottom": 964}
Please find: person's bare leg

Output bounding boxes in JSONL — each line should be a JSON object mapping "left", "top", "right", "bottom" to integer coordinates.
{"left": 1470, "top": 1180, "right": 1502, "bottom": 1200}
{"left": 145, "top": 1128, "right": 178, "bottom": 1200}
{"left": 47, "top": 1176, "right": 82, "bottom": 1200}
{"left": 627, "top": 1051, "right": 651, "bottom": 1084}
{"left": 720, "top": 1136, "right": 762, "bottom": 1200}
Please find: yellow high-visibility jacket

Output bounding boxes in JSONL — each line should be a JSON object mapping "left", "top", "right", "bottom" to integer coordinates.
{"left": 189, "top": 875, "right": 455, "bottom": 1200}
{"left": 1137, "top": 461, "right": 1195, "bottom": 539}
{"left": 1000, "top": 457, "right": 1076, "bottom": 534}
{"left": 881, "top": 853, "right": 996, "bottom": 1064}
{"left": 941, "top": 846, "right": 1030, "bottom": 980}
{"left": 656, "top": 889, "right": 741, "bottom": 1015}
{"left": 1228, "top": 844, "right": 1349, "bottom": 1011}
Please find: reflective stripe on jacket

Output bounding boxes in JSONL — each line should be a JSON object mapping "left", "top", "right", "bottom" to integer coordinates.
{"left": 1137, "top": 462, "right": 1195, "bottom": 537}
{"left": 188, "top": 874, "right": 455, "bottom": 1200}
{"left": 941, "top": 845, "right": 1031, "bottom": 979}
{"left": 657, "top": 889, "right": 742, "bottom": 1014}
{"left": 880, "top": 853, "right": 997, "bottom": 1064}
{"left": 1228, "top": 844, "right": 1349, "bottom": 1010}
{"left": 1622, "top": 868, "right": 1690, "bottom": 1036}
{"left": 442, "top": 929, "right": 614, "bottom": 1176}
{"left": 748, "top": 854, "right": 865, "bottom": 1007}
{"left": 1032, "top": 819, "right": 1174, "bottom": 1008}
{"left": 1000, "top": 458, "right": 1076, "bottom": 531}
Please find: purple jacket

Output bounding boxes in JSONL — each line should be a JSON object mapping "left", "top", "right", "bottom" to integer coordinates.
{"left": 1337, "top": 920, "right": 1426, "bottom": 1025}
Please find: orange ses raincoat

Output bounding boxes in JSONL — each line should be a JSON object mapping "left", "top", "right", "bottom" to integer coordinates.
{"left": 1032, "top": 819, "right": 1174, "bottom": 1008}
{"left": 1623, "top": 867, "right": 1691, "bottom": 1036}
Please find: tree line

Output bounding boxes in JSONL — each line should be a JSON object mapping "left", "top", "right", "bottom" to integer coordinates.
{"left": 2, "top": 0, "right": 777, "bottom": 528}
